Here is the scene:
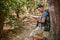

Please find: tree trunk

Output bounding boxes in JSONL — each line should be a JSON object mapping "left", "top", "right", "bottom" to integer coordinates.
{"left": 0, "top": 12, "right": 9, "bottom": 40}
{"left": 0, "top": 12, "right": 4, "bottom": 40}
{"left": 54, "top": 0, "right": 60, "bottom": 40}
{"left": 48, "top": 0, "right": 60, "bottom": 40}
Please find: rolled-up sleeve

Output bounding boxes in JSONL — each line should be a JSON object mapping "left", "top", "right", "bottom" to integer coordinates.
{"left": 42, "top": 11, "right": 48, "bottom": 18}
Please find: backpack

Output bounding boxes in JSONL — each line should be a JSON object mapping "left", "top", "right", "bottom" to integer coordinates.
{"left": 44, "top": 10, "right": 51, "bottom": 31}
{"left": 36, "top": 10, "right": 51, "bottom": 31}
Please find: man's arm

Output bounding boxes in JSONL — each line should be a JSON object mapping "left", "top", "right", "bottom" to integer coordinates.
{"left": 32, "top": 17, "right": 38, "bottom": 20}
{"left": 38, "top": 11, "right": 48, "bottom": 23}
{"left": 31, "top": 15, "right": 38, "bottom": 20}
{"left": 32, "top": 17, "right": 46, "bottom": 23}
{"left": 38, "top": 18, "right": 46, "bottom": 23}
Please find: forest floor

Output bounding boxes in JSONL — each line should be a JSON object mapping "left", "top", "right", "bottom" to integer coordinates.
{"left": 6, "top": 14, "right": 37, "bottom": 40}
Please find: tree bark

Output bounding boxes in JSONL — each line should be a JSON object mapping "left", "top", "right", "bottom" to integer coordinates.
{"left": 0, "top": 12, "right": 5, "bottom": 40}
{"left": 48, "top": 0, "right": 60, "bottom": 40}
{"left": 54, "top": 0, "right": 60, "bottom": 40}
{"left": 0, "top": 12, "right": 9, "bottom": 40}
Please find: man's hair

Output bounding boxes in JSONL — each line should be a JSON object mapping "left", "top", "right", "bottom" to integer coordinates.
{"left": 37, "top": 4, "right": 44, "bottom": 9}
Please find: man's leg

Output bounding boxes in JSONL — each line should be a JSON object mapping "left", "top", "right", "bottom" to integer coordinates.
{"left": 29, "top": 27, "right": 43, "bottom": 40}
{"left": 32, "top": 35, "right": 43, "bottom": 40}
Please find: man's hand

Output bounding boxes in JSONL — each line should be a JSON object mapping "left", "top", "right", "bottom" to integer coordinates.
{"left": 30, "top": 15, "right": 38, "bottom": 21}
{"left": 32, "top": 17, "right": 38, "bottom": 20}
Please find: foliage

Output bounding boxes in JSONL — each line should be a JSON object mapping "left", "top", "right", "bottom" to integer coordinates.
{"left": 0, "top": 0, "right": 45, "bottom": 28}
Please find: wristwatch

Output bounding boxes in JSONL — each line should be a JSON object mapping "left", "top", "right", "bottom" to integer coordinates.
{"left": 38, "top": 20, "right": 41, "bottom": 23}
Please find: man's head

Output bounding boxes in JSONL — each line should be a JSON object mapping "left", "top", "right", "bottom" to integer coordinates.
{"left": 37, "top": 4, "right": 44, "bottom": 12}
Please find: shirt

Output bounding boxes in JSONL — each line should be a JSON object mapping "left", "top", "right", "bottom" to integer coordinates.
{"left": 38, "top": 11, "right": 48, "bottom": 27}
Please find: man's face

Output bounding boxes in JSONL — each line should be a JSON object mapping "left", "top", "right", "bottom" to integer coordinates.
{"left": 38, "top": 7, "right": 44, "bottom": 12}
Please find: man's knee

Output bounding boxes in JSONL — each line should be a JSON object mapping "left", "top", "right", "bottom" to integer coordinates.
{"left": 32, "top": 35, "right": 43, "bottom": 40}
{"left": 29, "top": 34, "right": 37, "bottom": 39}
{"left": 29, "top": 32, "right": 34, "bottom": 38}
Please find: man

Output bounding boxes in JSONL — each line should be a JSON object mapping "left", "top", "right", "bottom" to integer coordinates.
{"left": 29, "top": 4, "right": 49, "bottom": 40}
